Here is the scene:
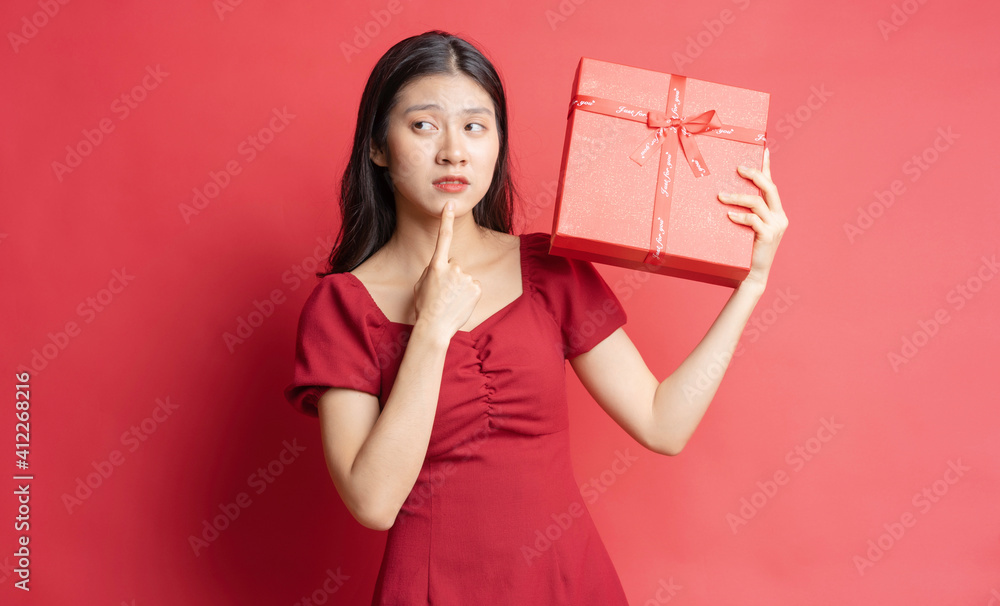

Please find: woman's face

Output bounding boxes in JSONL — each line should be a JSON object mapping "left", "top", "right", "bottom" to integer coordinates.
{"left": 371, "top": 72, "right": 500, "bottom": 221}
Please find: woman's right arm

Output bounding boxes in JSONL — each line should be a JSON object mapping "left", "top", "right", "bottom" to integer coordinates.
{"left": 316, "top": 324, "right": 450, "bottom": 531}
{"left": 317, "top": 200, "right": 480, "bottom": 530}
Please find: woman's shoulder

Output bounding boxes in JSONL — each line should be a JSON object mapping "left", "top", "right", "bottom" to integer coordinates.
{"left": 520, "top": 230, "right": 549, "bottom": 251}
{"left": 520, "top": 231, "right": 623, "bottom": 303}
{"left": 520, "top": 231, "right": 580, "bottom": 278}
{"left": 297, "top": 271, "right": 386, "bottom": 333}
{"left": 518, "top": 231, "right": 628, "bottom": 356}
{"left": 305, "top": 270, "right": 358, "bottom": 299}
{"left": 520, "top": 231, "right": 557, "bottom": 266}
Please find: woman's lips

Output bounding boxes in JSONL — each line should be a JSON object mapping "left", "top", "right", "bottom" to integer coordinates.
{"left": 433, "top": 181, "right": 469, "bottom": 193}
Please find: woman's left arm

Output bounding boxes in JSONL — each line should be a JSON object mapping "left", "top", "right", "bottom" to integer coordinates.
{"left": 570, "top": 147, "right": 788, "bottom": 455}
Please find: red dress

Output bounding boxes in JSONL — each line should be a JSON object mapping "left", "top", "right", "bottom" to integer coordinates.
{"left": 284, "top": 231, "right": 630, "bottom": 605}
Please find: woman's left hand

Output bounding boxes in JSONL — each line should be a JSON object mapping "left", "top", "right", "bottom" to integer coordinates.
{"left": 717, "top": 146, "right": 788, "bottom": 291}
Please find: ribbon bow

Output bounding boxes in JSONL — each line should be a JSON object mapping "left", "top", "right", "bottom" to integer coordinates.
{"left": 638, "top": 108, "right": 725, "bottom": 177}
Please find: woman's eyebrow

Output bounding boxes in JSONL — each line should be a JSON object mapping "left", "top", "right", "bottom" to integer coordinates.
{"left": 403, "top": 103, "right": 493, "bottom": 118}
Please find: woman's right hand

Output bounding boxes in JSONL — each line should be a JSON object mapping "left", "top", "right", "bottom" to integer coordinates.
{"left": 412, "top": 201, "right": 482, "bottom": 341}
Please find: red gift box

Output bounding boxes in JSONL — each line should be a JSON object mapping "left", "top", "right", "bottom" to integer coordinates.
{"left": 549, "top": 57, "right": 770, "bottom": 288}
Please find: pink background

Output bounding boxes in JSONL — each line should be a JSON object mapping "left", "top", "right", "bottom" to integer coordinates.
{"left": 2, "top": 0, "right": 998, "bottom": 604}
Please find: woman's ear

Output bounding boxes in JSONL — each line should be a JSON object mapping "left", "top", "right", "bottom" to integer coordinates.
{"left": 369, "top": 141, "right": 387, "bottom": 167}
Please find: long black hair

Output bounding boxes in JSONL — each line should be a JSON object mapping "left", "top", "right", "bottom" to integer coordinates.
{"left": 318, "top": 30, "right": 520, "bottom": 277}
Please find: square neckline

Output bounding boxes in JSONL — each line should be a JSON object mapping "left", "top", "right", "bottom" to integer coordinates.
{"left": 344, "top": 232, "right": 528, "bottom": 337}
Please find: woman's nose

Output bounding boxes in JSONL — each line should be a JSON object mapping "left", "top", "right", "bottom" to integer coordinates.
{"left": 436, "top": 126, "right": 467, "bottom": 164}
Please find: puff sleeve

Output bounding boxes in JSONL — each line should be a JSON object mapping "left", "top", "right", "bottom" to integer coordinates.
{"left": 283, "top": 274, "right": 383, "bottom": 418}
{"left": 530, "top": 234, "right": 628, "bottom": 359}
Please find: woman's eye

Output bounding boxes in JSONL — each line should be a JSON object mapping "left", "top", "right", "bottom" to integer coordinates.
{"left": 413, "top": 121, "right": 433, "bottom": 130}
{"left": 467, "top": 123, "right": 487, "bottom": 132}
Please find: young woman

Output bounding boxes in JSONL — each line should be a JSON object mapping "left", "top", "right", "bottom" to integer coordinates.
{"left": 284, "top": 30, "right": 787, "bottom": 605}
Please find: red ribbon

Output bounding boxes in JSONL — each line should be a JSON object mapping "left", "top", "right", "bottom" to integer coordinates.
{"left": 567, "top": 74, "right": 766, "bottom": 265}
